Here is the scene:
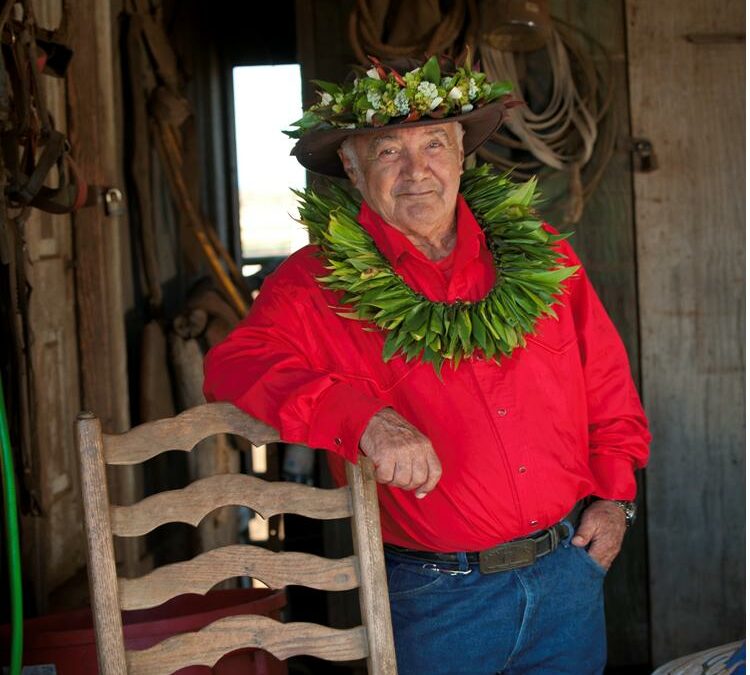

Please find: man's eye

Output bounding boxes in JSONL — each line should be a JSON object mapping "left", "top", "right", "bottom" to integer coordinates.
{"left": 428, "top": 140, "right": 445, "bottom": 149}
{"left": 378, "top": 148, "right": 399, "bottom": 159}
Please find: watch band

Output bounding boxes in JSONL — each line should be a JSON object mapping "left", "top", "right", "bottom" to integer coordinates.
{"left": 610, "top": 499, "right": 637, "bottom": 527}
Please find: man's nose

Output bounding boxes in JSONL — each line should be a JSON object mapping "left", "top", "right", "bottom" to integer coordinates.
{"left": 400, "top": 149, "right": 429, "bottom": 180}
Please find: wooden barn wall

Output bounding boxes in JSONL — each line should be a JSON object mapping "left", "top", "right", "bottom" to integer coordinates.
{"left": 12, "top": 0, "right": 149, "bottom": 612}
{"left": 626, "top": 0, "right": 745, "bottom": 666}
{"left": 545, "top": 2, "right": 649, "bottom": 666}
{"left": 296, "top": 0, "right": 649, "bottom": 667}
{"left": 11, "top": 0, "right": 135, "bottom": 613}
{"left": 17, "top": 0, "right": 85, "bottom": 614}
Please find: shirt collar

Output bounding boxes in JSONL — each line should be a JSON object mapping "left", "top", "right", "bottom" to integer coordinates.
{"left": 357, "top": 194, "right": 485, "bottom": 270}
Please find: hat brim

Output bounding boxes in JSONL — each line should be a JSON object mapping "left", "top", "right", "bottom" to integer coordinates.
{"left": 290, "top": 100, "right": 506, "bottom": 178}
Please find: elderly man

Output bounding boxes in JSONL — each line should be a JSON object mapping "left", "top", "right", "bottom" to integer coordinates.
{"left": 204, "top": 56, "right": 650, "bottom": 674}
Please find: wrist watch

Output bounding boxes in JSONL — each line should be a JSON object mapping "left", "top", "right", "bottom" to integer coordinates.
{"left": 611, "top": 500, "right": 637, "bottom": 528}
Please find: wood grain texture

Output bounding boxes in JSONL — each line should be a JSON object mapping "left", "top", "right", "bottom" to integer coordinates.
{"left": 626, "top": 0, "right": 745, "bottom": 664}
{"left": 119, "top": 546, "right": 360, "bottom": 610}
{"left": 67, "top": 0, "right": 130, "bottom": 434}
{"left": 20, "top": 0, "right": 86, "bottom": 606}
{"left": 68, "top": 0, "right": 143, "bottom": 578}
{"left": 546, "top": 1, "right": 650, "bottom": 666}
{"left": 347, "top": 458, "right": 397, "bottom": 675}
{"left": 125, "top": 616, "right": 368, "bottom": 673}
{"left": 102, "top": 402, "right": 279, "bottom": 465}
{"left": 77, "top": 414, "right": 128, "bottom": 674}
{"left": 111, "top": 473, "right": 352, "bottom": 536}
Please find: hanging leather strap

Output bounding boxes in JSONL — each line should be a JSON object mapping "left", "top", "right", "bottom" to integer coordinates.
{"left": 0, "top": 0, "right": 99, "bottom": 215}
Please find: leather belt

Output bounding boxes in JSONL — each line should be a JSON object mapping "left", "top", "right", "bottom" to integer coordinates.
{"left": 384, "top": 501, "right": 585, "bottom": 575}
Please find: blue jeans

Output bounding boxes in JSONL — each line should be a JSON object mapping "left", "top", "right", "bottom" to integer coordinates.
{"left": 385, "top": 521, "right": 607, "bottom": 675}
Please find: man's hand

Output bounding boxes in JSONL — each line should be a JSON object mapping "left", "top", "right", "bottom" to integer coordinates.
{"left": 359, "top": 408, "right": 442, "bottom": 498}
{"left": 571, "top": 500, "right": 627, "bottom": 571}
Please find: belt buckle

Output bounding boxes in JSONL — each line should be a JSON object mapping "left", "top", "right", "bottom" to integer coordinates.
{"left": 479, "top": 539, "right": 536, "bottom": 574}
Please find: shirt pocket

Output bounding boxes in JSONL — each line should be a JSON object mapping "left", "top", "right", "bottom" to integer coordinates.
{"left": 526, "top": 314, "right": 578, "bottom": 355}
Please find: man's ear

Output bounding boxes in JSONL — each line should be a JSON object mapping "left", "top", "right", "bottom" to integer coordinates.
{"left": 337, "top": 146, "right": 360, "bottom": 187}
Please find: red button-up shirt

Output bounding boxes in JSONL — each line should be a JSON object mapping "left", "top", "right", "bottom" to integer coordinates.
{"left": 203, "top": 195, "right": 650, "bottom": 552}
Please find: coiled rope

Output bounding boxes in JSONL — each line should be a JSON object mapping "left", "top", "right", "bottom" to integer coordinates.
{"left": 478, "top": 19, "right": 616, "bottom": 224}
{"left": 348, "top": 0, "right": 477, "bottom": 64}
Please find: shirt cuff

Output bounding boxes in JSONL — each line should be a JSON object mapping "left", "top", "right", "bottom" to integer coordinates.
{"left": 307, "top": 381, "right": 387, "bottom": 463}
{"left": 589, "top": 454, "right": 637, "bottom": 500}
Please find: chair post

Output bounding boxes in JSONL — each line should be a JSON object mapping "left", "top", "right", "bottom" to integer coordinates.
{"left": 77, "top": 412, "right": 128, "bottom": 675}
{"left": 347, "top": 456, "right": 398, "bottom": 675}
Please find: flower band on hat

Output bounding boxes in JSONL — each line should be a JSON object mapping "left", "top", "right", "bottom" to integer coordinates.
{"left": 284, "top": 53, "right": 514, "bottom": 138}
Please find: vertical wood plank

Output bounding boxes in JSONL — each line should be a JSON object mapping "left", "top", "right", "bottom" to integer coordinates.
{"left": 17, "top": 0, "right": 85, "bottom": 613}
{"left": 626, "top": 0, "right": 745, "bottom": 664}
{"left": 532, "top": 2, "right": 650, "bottom": 665}
{"left": 77, "top": 413, "right": 127, "bottom": 675}
{"left": 346, "top": 457, "right": 397, "bottom": 675}
{"left": 66, "top": 0, "right": 141, "bottom": 574}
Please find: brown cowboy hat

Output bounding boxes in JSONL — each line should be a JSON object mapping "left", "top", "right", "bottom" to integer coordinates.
{"left": 291, "top": 99, "right": 507, "bottom": 178}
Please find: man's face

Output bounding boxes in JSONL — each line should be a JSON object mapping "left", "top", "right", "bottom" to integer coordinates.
{"left": 338, "top": 123, "right": 465, "bottom": 236}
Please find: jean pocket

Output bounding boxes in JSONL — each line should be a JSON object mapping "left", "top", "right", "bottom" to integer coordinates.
{"left": 387, "top": 561, "right": 450, "bottom": 599}
{"left": 572, "top": 545, "right": 608, "bottom": 577}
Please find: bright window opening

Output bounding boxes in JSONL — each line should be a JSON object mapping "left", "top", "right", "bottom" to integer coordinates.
{"left": 233, "top": 65, "right": 308, "bottom": 263}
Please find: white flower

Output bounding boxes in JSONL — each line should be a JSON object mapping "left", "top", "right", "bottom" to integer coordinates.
{"left": 408, "top": 67, "right": 421, "bottom": 76}
{"left": 448, "top": 86, "right": 463, "bottom": 100}
{"left": 366, "top": 109, "right": 376, "bottom": 124}
{"left": 366, "top": 67, "right": 381, "bottom": 80}
{"left": 417, "top": 81, "right": 438, "bottom": 99}
{"left": 441, "top": 77, "right": 453, "bottom": 88}
{"left": 320, "top": 92, "right": 333, "bottom": 106}
{"left": 366, "top": 90, "right": 382, "bottom": 108}
{"left": 342, "top": 123, "right": 356, "bottom": 129}
{"left": 394, "top": 90, "right": 410, "bottom": 115}
{"left": 468, "top": 79, "right": 479, "bottom": 99}
{"left": 430, "top": 96, "right": 443, "bottom": 110}
{"left": 461, "top": 103, "right": 474, "bottom": 113}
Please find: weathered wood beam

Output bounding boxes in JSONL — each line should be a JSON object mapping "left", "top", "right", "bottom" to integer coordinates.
{"left": 65, "top": 0, "right": 141, "bottom": 573}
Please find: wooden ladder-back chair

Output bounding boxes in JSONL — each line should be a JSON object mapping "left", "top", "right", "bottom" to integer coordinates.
{"left": 77, "top": 402, "right": 397, "bottom": 675}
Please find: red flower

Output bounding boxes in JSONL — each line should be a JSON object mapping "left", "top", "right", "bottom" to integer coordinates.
{"left": 367, "top": 55, "right": 388, "bottom": 81}
{"left": 389, "top": 68, "right": 407, "bottom": 87}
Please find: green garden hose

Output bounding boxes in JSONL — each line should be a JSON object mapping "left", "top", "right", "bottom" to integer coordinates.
{"left": 0, "top": 375, "right": 22, "bottom": 675}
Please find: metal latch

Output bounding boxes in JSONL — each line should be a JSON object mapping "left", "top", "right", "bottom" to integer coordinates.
{"left": 103, "top": 187, "right": 125, "bottom": 216}
{"left": 631, "top": 138, "right": 657, "bottom": 173}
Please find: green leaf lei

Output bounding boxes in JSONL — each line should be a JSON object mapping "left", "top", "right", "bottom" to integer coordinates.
{"left": 294, "top": 165, "right": 580, "bottom": 374}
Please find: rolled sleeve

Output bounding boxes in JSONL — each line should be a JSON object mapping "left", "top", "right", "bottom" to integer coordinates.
{"left": 589, "top": 454, "right": 638, "bottom": 500}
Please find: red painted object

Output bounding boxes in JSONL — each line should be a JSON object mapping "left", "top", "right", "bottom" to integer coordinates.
{"left": 0, "top": 588, "right": 288, "bottom": 674}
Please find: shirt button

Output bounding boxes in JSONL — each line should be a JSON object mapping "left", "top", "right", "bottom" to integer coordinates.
{"left": 518, "top": 466, "right": 527, "bottom": 473}
{"left": 529, "top": 519, "right": 538, "bottom": 526}
{"left": 497, "top": 408, "right": 508, "bottom": 417}
{"left": 334, "top": 437, "right": 342, "bottom": 446}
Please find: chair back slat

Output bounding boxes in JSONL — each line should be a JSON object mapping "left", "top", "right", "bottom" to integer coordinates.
{"left": 77, "top": 413, "right": 128, "bottom": 675}
{"left": 119, "top": 546, "right": 360, "bottom": 610}
{"left": 110, "top": 473, "right": 352, "bottom": 536}
{"left": 126, "top": 616, "right": 368, "bottom": 674}
{"left": 103, "top": 403, "right": 279, "bottom": 465}
{"left": 347, "top": 459, "right": 398, "bottom": 675}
